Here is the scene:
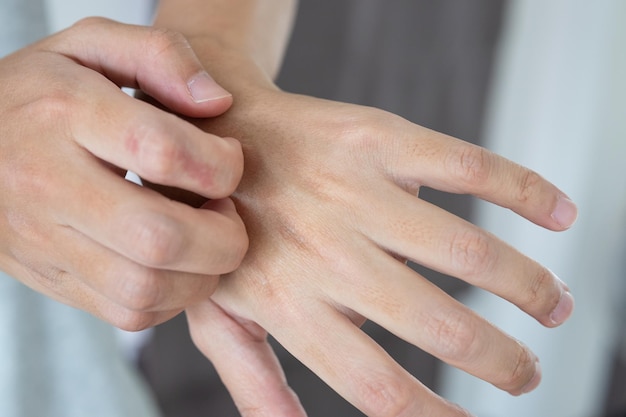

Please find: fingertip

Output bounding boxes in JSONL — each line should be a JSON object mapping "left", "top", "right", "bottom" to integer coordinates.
{"left": 550, "top": 195, "right": 578, "bottom": 230}
{"left": 197, "top": 136, "right": 243, "bottom": 198}
{"left": 223, "top": 136, "right": 245, "bottom": 187}
{"left": 188, "top": 71, "right": 231, "bottom": 103}
{"left": 533, "top": 269, "right": 574, "bottom": 328}
{"left": 548, "top": 286, "right": 575, "bottom": 327}
{"left": 185, "top": 71, "right": 233, "bottom": 116}
{"left": 520, "top": 361, "right": 542, "bottom": 395}
{"left": 200, "top": 198, "right": 248, "bottom": 271}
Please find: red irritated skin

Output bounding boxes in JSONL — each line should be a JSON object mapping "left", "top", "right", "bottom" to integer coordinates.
{"left": 0, "top": 17, "right": 248, "bottom": 331}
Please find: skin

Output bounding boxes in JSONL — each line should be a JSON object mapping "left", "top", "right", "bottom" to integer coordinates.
{"left": 153, "top": 1, "right": 578, "bottom": 416}
{"left": 0, "top": 17, "right": 248, "bottom": 331}
{"left": 0, "top": 3, "right": 578, "bottom": 416}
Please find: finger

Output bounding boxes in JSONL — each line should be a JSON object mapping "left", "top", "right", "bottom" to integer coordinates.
{"left": 365, "top": 187, "right": 574, "bottom": 327}
{"left": 49, "top": 158, "right": 247, "bottom": 274}
{"left": 52, "top": 223, "right": 220, "bottom": 313}
{"left": 187, "top": 300, "right": 307, "bottom": 417}
{"left": 48, "top": 17, "right": 232, "bottom": 117}
{"left": 5, "top": 241, "right": 181, "bottom": 331}
{"left": 329, "top": 249, "right": 541, "bottom": 396}
{"left": 390, "top": 127, "right": 578, "bottom": 231}
{"left": 71, "top": 80, "right": 243, "bottom": 199}
{"left": 257, "top": 300, "right": 473, "bottom": 417}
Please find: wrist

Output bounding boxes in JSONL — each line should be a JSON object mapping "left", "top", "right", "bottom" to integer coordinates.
{"left": 153, "top": 0, "right": 297, "bottom": 86}
{"left": 185, "top": 35, "right": 280, "bottom": 96}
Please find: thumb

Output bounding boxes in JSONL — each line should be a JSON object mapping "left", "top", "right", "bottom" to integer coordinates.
{"left": 47, "top": 17, "right": 232, "bottom": 118}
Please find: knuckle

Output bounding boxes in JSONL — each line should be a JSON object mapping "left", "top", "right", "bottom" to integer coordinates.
{"left": 199, "top": 139, "right": 243, "bottom": 198}
{"left": 222, "top": 221, "right": 250, "bottom": 269}
{"left": 448, "top": 228, "right": 495, "bottom": 278}
{"left": 524, "top": 267, "right": 553, "bottom": 311}
{"left": 502, "top": 344, "right": 535, "bottom": 391}
{"left": 69, "top": 16, "right": 111, "bottom": 33}
{"left": 26, "top": 90, "right": 77, "bottom": 124}
{"left": 213, "top": 138, "right": 244, "bottom": 196}
{"left": 127, "top": 122, "right": 182, "bottom": 182}
{"left": 424, "top": 308, "right": 479, "bottom": 362}
{"left": 515, "top": 169, "right": 543, "bottom": 204}
{"left": 145, "top": 27, "right": 190, "bottom": 58}
{"left": 212, "top": 221, "right": 249, "bottom": 273}
{"left": 225, "top": 235, "right": 249, "bottom": 271}
{"left": 114, "top": 269, "right": 163, "bottom": 312}
{"left": 110, "top": 309, "right": 157, "bottom": 332}
{"left": 356, "top": 374, "right": 414, "bottom": 417}
{"left": 345, "top": 115, "right": 386, "bottom": 156}
{"left": 5, "top": 158, "right": 50, "bottom": 198}
{"left": 127, "top": 214, "right": 183, "bottom": 267}
{"left": 335, "top": 107, "right": 392, "bottom": 157}
{"left": 190, "top": 216, "right": 247, "bottom": 276}
{"left": 447, "top": 145, "right": 491, "bottom": 188}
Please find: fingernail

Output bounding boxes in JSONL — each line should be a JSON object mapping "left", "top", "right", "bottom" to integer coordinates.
{"left": 521, "top": 361, "right": 542, "bottom": 394}
{"left": 550, "top": 279, "right": 575, "bottom": 326}
{"left": 188, "top": 72, "right": 231, "bottom": 103}
{"left": 551, "top": 195, "right": 578, "bottom": 229}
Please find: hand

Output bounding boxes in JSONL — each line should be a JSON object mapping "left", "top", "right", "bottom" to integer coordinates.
{"left": 0, "top": 18, "right": 247, "bottom": 331}
{"left": 186, "top": 88, "right": 577, "bottom": 416}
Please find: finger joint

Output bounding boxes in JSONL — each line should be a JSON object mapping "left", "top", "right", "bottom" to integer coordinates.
{"left": 446, "top": 145, "right": 491, "bottom": 189}
{"left": 125, "top": 121, "right": 183, "bottom": 183}
{"left": 516, "top": 169, "right": 543, "bottom": 204}
{"left": 423, "top": 307, "right": 480, "bottom": 363}
{"left": 126, "top": 212, "right": 183, "bottom": 267}
{"left": 356, "top": 374, "right": 415, "bottom": 417}
{"left": 114, "top": 268, "right": 164, "bottom": 312}
{"left": 502, "top": 343, "right": 535, "bottom": 392}
{"left": 448, "top": 228, "right": 495, "bottom": 279}
{"left": 145, "top": 27, "right": 191, "bottom": 61}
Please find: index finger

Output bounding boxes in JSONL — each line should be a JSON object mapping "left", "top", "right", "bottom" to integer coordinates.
{"left": 390, "top": 126, "right": 578, "bottom": 231}
{"left": 72, "top": 81, "right": 243, "bottom": 199}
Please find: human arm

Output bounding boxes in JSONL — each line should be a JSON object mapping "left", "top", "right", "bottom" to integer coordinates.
{"left": 0, "top": 17, "right": 248, "bottom": 330}
{"left": 154, "top": 2, "right": 576, "bottom": 416}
